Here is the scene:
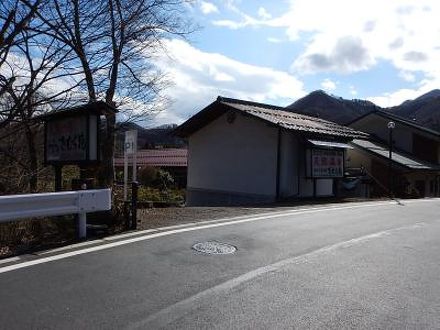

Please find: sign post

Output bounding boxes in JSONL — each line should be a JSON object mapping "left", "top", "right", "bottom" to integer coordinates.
{"left": 40, "top": 101, "right": 117, "bottom": 238}
{"left": 124, "top": 130, "right": 137, "bottom": 200}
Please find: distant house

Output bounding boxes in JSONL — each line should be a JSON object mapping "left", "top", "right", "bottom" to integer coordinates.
{"left": 175, "top": 96, "right": 368, "bottom": 206}
{"left": 114, "top": 148, "right": 187, "bottom": 187}
{"left": 347, "top": 110, "right": 440, "bottom": 197}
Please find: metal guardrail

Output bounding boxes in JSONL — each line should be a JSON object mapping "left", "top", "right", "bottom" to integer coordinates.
{"left": 0, "top": 189, "right": 111, "bottom": 239}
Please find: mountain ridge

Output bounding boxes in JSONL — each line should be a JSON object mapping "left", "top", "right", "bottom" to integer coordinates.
{"left": 286, "top": 89, "right": 440, "bottom": 132}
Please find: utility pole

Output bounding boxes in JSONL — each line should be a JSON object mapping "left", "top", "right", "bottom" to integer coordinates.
{"left": 387, "top": 121, "right": 395, "bottom": 197}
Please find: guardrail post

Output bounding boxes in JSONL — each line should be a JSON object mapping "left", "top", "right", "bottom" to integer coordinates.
{"left": 78, "top": 213, "right": 87, "bottom": 239}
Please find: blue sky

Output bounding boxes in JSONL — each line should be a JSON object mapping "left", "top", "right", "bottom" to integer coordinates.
{"left": 151, "top": 0, "right": 440, "bottom": 125}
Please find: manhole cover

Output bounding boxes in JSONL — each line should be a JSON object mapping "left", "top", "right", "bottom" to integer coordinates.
{"left": 192, "top": 241, "right": 237, "bottom": 255}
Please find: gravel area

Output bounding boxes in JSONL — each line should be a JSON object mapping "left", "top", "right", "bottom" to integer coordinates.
{"left": 136, "top": 198, "right": 380, "bottom": 230}
{"left": 137, "top": 207, "right": 270, "bottom": 229}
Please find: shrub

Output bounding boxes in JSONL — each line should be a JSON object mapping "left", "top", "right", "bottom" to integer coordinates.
{"left": 138, "top": 166, "right": 174, "bottom": 190}
{"left": 137, "top": 186, "right": 185, "bottom": 203}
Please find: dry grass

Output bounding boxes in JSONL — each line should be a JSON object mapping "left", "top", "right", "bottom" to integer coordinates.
{"left": 0, "top": 216, "right": 77, "bottom": 258}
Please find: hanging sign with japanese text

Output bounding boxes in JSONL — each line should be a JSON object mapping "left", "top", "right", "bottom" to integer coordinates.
{"left": 311, "top": 149, "right": 344, "bottom": 177}
{"left": 45, "top": 114, "right": 98, "bottom": 164}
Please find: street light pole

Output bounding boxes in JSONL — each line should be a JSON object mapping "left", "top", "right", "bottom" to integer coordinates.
{"left": 387, "top": 121, "right": 395, "bottom": 197}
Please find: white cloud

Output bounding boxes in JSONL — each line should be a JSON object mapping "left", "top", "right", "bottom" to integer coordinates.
{"left": 367, "top": 75, "right": 440, "bottom": 107}
{"left": 212, "top": 19, "right": 246, "bottom": 29}
{"left": 267, "top": 37, "right": 282, "bottom": 43}
{"left": 212, "top": 0, "right": 440, "bottom": 81}
{"left": 321, "top": 78, "right": 337, "bottom": 91}
{"left": 150, "top": 39, "right": 306, "bottom": 124}
{"left": 0, "top": 52, "right": 85, "bottom": 107}
{"left": 258, "top": 7, "right": 271, "bottom": 20}
{"left": 284, "top": 0, "right": 440, "bottom": 77}
{"left": 398, "top": 71, "right": 416, "bottom": 82}
{"left": 213, "top": 14, "right": 259, "bottom": 29}
{"left": 349, "top": 85, "right": 358, "bottom": 96}
{"left": 214, "top": 72, "right": 235, "bottom": 82}
{"left": 368, "top": 89, "right": 421, "bottom": 108}
{"left": 213, "top": 2, "right": 272, "bottom": 29}
{"left": 200, "top": 1, "right": 219, "bottom": 14}
{"left": 292, "top": 36, "right": 374, "bottom": 74}
{"left": 221, "top": 0, "right": 242, "bottom": 14}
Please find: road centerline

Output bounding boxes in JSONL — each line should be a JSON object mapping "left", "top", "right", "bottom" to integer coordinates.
{"left": 132, "top": 222, "right": 426, "bottom": 329}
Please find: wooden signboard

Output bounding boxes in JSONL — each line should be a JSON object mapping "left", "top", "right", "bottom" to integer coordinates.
{"left": 45, "top": 114, "right": 99, "bottom": 165}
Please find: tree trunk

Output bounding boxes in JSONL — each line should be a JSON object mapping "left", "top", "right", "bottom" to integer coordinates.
{"left": 98, "top": 112, "right": 116, "bottom": 187}
{"left": 25, "top": 124, "right": 38, "bottom": 192}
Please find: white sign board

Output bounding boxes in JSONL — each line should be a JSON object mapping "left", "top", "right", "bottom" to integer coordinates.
{"left": 124, "top": 130, "right": 138, "bottom": 155}
{"left": 311, "top": 149, "right": 344, "bottom": 177}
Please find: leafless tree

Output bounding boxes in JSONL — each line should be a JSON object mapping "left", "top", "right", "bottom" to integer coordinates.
{"left": 2, "top": 30, "right": 87, "bottom": 191}
{"left": 0, "top": 0, "right": 42, "bottom": 126}
{"left": 1, "top": 0, "right": 87, "bottom": 192}
{"left": 0, "top": 0, "right": 41, "bottom": 65}
{"left": 30, "top": 0, "right": 194, "bottom": 186}
{"left": 1, "top": 0, "right": 193, "bottom": 190}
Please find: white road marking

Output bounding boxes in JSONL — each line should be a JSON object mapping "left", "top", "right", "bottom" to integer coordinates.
{"left": 0, "top": 256, "right": 20, "bottom": 265}
{"left": 0, "top": 199, "right": 437, "bottom": 274}
{"left": 36, "top": 239, "right": 105, "bottom": 255}
{"left": 134, "top": 222, "right": 425, "bottom": 329}
{"left": 103, "top": 229, "right": 158, "bottom": 241}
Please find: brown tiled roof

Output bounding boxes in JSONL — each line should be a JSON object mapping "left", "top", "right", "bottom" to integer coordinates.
{"left": 175, "top": 96, "right": 369, "bottom": 139}
{"left": 114, "top": 148, "right": 187, "bottom": 167}
{"left": 220, "top": 97, "right": 368, "bottom": 138}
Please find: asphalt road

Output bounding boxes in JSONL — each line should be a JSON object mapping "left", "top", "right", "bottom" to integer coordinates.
{"left": 1, "top": 199, "right": 440, "bottom": 329}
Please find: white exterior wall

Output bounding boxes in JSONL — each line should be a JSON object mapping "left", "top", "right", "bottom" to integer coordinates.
{"left": 298, "top": 142, "right": 313, "bottom": 197}
{"left": 278, "top": 133, "right": 334, "bottom": 198}
{"left": 299, "top": 178, "right": 333, "bottom": 197}
{"left": 279, "top": 131, "right": 299, "bottom": 197}
{"left": 299, "top": 178, "right": 314, "bottom": 197}
{"left": 186, "top": 112, "right": 340, "bottom": 205}
{"left": 316, "top": 179, "right": 333, "bottom": 196}
{"left": 187, "top": 112, "right": 278, "bottom": 204}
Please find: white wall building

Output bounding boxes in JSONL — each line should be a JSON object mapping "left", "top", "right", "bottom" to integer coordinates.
{"left": 175, "top": 97, "right": 368, "bottom": 206}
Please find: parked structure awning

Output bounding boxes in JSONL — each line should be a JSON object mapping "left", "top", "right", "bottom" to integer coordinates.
{"left": 307, "top": 139, "right": 353, "bottom": 149}
{"left": 351, "top": 139, "right": 440, "bottom": 171}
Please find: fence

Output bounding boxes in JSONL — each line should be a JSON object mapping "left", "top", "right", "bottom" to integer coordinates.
{"left": 0, "top": 189, "right": 111, "bottom": 239}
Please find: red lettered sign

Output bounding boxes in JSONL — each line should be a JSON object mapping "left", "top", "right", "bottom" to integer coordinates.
{"left": 311, "top": 149, "right": 344, "bottom": 177}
